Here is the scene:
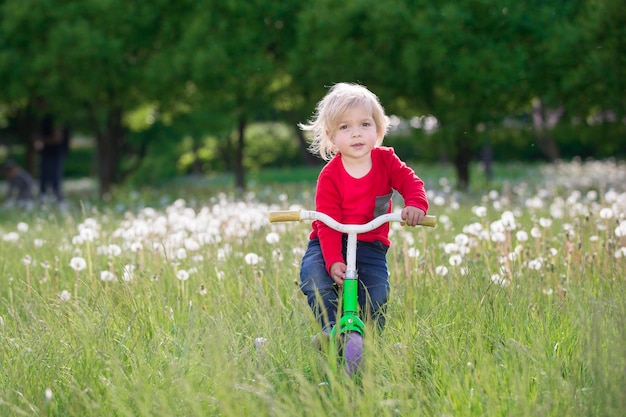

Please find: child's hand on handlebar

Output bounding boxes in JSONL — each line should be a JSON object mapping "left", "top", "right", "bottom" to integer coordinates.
{"left": 330, "top": 262, "right": 346, "bottom": 286}
{"left": 401, "top": 206, "right": 427, "bottom": 227}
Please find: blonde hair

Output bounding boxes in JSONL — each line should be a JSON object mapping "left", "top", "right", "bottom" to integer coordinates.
{"left": 299, "top": 82, "right": 390, "bottom": 161}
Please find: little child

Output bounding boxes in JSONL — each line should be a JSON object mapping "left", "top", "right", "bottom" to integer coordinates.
{"left": 298, "top": 83, "right": 429, "bottom": 342}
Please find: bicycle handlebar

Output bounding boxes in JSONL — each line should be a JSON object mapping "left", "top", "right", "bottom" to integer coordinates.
{"left": 268, "top": 209, "right": 436, "bottom": 233}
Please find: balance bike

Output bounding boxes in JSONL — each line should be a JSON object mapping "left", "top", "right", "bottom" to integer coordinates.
{"left": 269, "top": 209, "right": 436, "bottom": 375}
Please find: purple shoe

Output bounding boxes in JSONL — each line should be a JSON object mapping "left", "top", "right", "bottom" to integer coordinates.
{"left": 343, "top": 332, "right": 363, "bottom": 376}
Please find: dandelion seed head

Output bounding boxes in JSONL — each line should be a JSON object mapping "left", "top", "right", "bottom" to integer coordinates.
{"left": 472, "top": 205, "right": 487, "bottom": 218}
{"left": 3, "top": 232, "right": 19, "bottom": 242}
{"left": 599, "top": 207, "right": 614, "bottom": 219}
{"left": 449, "top": 254, "right": 462, "bottom": 266}
{"left": 244, "top": 253, "right": 260, "bottom": 265}
{"left": 265, "top": 232, "right": 280, "bottom": 244}
{"left": 407, "top": 247, "right": 420, "bottom": 258}
{"left": 444, "top": 243, "right": 459, "bottom": 254}
{"left": 176, "top": 269, "right": 190, "bottom": 281}
{"left": 531, "top": 227, "right": 542, "bottom": 238}
{"left": 59, "top": 290, "right": 71, "bottom": 302}
{"left": 79, "top": 227, "right": 96, "bottom": 242}
{"left": 69, "top": 257, "right": 87, "bottom": 272}
{"left": 491, "top": 273, "right": 509, "bottom": 287}
{"left": 528, "top": 258, "right": 543, "bottom": 271}
{"left": 100, "top": 271, "right": 117, "bottom": 282}
{"left": 433, "top": 196, "right": 445, "bottom": 206}
{"left": 176, "top": 248, "right": 187, "bottom": 260}
{"left": 454, "top": 233, "right": 470, "bottom": 246}
{"left": 435, "top": 265, "right": 449, "bottom": 276}
{"left": 539, "top": 217, "right": 553, "bottom": 228}
{"left": 17, "top": 222, "right": 29, "bottom": 233}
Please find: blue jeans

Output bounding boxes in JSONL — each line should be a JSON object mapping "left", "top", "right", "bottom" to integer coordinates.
{"left": 300, "top": 237, "right": 390, "bottom": 331}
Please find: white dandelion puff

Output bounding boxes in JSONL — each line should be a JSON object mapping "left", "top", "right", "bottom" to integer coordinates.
{"left": 244, "top": 253, "right": 260, "bottom": 265}
{"left": 17, "top": 222, "right": 29, "bottom": 232}
{"left": 79, "top": 227, "right": 96, "bottom": 242}
{"left": 491, "top": 274, "right": 509, "bottom": 287}
{"left": 176, "top": 248, "right": 187, "bottom": 260}
{"left": 100, "top": 271, "right": 117, "bottom": 282}
{"left": 265, "top": 232, "right": 280, "bottom": 244}
{"left": 528, "top": 258, "right": 543, "bottom": 271}
{"left": 435, "top": 265, "right": 449, "bottom": 276}
{"left": 449, "top": 255, "right": 463, "bottom": 266}
{"left": 454, "top": 233, "right": 470, "bottom": 246}
{"left": 3, "top": 232, "right": 19, "bottom": 242}
{"left": 69, "top": 257, "right": 87, "bottom": 272}
{"left": 539, "top": 217, "right": 553, "bottom": 228}
{"left": 472, "top": 206, "right": 487, "bottom": 217}
{"left": 599, "top": 207, "right": 613, "bottom": 220}
{"left": 176, "top": 269, "right": 190, "bottom": 281}
{"left": 59, "top": 290, "right": 71, "bottom": 302}
{"left": 407, "top": 247, "right": 421, "bottom": 258}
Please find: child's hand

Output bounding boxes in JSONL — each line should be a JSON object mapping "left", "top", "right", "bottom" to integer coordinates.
{"left": 329, "top": 262, "right": 346, "bottom": 286}
{"left": 401, "top": 206, "right": 426, "bottom": 227}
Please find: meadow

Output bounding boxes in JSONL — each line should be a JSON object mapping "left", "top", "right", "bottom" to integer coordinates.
{"left": 0, "top": 159, "right": 625, "bottom": 417}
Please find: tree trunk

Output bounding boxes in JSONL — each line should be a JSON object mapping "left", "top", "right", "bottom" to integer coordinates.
{"left": 451, "top": 127, "right": 473, "bottom": 191}
{"left": 453, "top": 145, "right": 472, "bottom": 191}
{"left": 234, "top": 116, "right": 246, "bottom": 192}
{"left": 532, "top": 98, "right": 562, "bottom": 161}
{"left": 90, "top": 106, "right": 124, "bottom": 199}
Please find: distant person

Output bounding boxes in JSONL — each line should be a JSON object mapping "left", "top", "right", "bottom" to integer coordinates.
{"left": 35, "top": 115, "right": 70, "bottom": 202}
{"left": 2, "top": 160, "right": 35, "bottom": 210}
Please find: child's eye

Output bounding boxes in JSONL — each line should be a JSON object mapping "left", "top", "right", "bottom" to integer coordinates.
{"left": 339, "top": 124, "right": 348, "bottom": 130}
{"left": 362, "top": 122, "right": 371, "bottom": 127}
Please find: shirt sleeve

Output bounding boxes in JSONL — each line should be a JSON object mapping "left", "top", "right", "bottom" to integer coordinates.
{"left": 386, "top": 148, "right": 429, "bottom": 213}
{"left": 314, "top": 164, "right": 346, "bottom": 273}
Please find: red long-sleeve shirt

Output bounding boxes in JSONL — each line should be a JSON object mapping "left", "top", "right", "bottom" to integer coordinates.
{"left": 309, "top": 146, "right": 429, "bottom": 272}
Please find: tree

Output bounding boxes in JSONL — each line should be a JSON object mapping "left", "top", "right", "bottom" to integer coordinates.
{"left": 0, "top": 0, "right": 195, "bottom": 197}
{"left": 173, "top": 0, "right": 304, "bottom": 191}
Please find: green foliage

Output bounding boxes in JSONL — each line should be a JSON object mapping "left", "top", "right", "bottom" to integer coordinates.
{"left": 0, "top": 0, "right": 624, "bottom": 194}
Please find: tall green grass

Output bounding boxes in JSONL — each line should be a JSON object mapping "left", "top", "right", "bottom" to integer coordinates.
{"left": 0, "top": 161, "right": 624, "bottom": 416}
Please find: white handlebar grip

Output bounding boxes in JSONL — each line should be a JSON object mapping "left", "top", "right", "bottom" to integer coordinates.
{"left": 420, "top": 215, "right": 437, "bottom": 227}
{"left": 268, "top": 210, "right": 302, "bottom": 223}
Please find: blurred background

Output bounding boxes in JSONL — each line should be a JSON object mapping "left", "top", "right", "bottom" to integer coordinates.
{"left": 0, "top": 0, "right": 624, "bottom": 199}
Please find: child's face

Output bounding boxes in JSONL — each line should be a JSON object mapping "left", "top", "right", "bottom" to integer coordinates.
{"left": 330, "top": 106, "right": 378, "bottom": 162}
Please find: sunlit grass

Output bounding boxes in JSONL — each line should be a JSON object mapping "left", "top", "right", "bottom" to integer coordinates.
{"left": 0, "top": 160, "right": 625, "bottom": 416}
